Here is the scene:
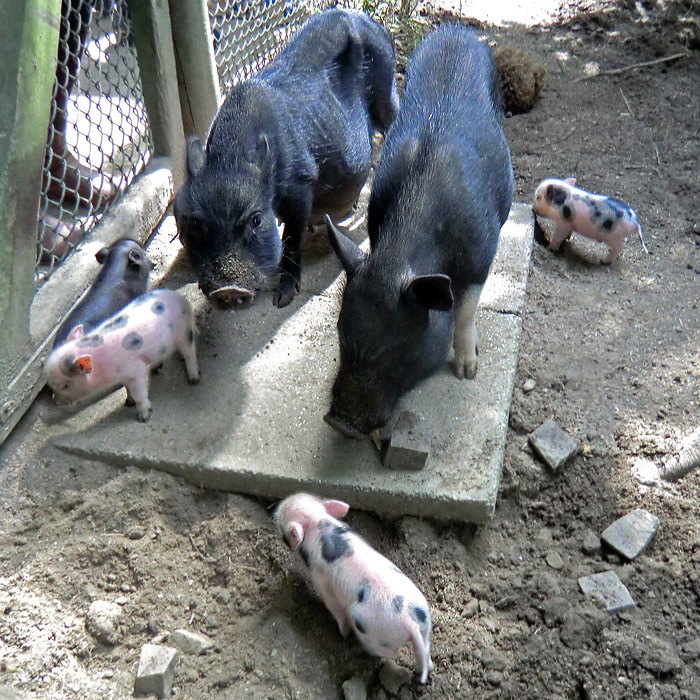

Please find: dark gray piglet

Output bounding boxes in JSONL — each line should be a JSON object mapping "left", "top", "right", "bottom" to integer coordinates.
{"left": 325, "top": 25, "right": 514, "bottom": 437}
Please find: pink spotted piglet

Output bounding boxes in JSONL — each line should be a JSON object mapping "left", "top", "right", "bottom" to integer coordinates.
{"left": 533, "top": 177, "right": 648, "bottom": 263}
{"left": 274, "top": 492, "right": 433, "bottom": 683}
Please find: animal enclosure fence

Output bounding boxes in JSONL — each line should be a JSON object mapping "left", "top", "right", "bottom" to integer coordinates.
{"left": 0, "top": 0, "right": 366, "bottom": 445}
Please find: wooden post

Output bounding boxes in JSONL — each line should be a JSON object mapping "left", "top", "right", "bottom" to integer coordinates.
{"left": 169, "top": 0, "right": 221, "bottom": 140}
{"left": 130, "top": 0, "right": 187, "bottom": 188}
{"left": 0, "top": 0, "right": 61, "bottom": 441}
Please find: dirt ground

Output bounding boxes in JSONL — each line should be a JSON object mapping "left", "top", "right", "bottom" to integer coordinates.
{"left": 1, "top": 1, "right": 699, "bottom": 698}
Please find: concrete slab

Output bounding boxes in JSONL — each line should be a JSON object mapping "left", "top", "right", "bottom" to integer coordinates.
{"left": 50, "top": 204, "right": 534, "bottom": 523}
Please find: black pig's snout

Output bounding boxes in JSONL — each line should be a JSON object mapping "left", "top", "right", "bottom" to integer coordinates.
{"left": 323, "top": 412, "right": 368, "bottom": 440}
{"left": 208, "top": 285, "right": 255, "bottom": 310}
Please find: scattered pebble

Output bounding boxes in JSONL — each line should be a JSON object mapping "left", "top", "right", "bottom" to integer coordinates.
{"left": 546, "top": 551, "right": 565, "bottom": 570}
{"left": 463, "top": 599, "right": 479, "bottom": 618}
{"left": 383, "top": 411, "right": 433, "bottom": 470}
{"left": 522, "top": 378, "right": 536, "bottom": 392}
{"left": 601, "top": 509, "right": 660, "bottom": 560}
{"left": 528, "top": 419, "right": 578, "bottom": 472}
{"left": 581, "top": 530, "right": 601, "bottom": 556}
{"left": 631, "top": 458, "right": 659, "bottom": 485}
{"left": 379, "top": 660, "right": 412, "bottom": 695}
{"left": 578, "top": 570, "right": 636, "bottom": 613}
{"left": 342, "top": 676, "right": 367, "bottom": 700}
{"left": 125, "top": 525, "right": 147, "bottom": 540}
{"left": 134, "top": 644, "right": 179, "bottom": 699}
{"left": 171, "top": 629, "right": 214, "bottom": 655}
{"left": 85, "top": 600, "right": 121, "bottom": 646}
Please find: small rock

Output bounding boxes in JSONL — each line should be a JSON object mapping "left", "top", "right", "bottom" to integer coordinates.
{"left": 171, "top": 629, "right": 214, "bottom": 655}
{"left": 485, "top": 670, "right": 503, "bottom": 686}
{"left": 342, "top": 676, "right": 367, "bottom": 700}
{"left": 86, "top": 600, "right": 121, "bottom": 645}
{"left": 384, "top": 411, "right": 433, "bottom": 470}
{"left": 522, "top": 378, "right": 536, "bottom": 392}
{"left": 481, "top": 647, "right": 507, "bottom": 671}
{"left": 581, "top": 531, "right": 601, "bottom": 556}
{"left": 601, "top": 509, "right": 660, "bottom": 560}
{"left": 463, "top": 599, "right": 479, "bottom": 618}
{"left": 379, "top": 660, "right": 412, "bottom": 695}
{"left": 679, "top": 638, "right": 700, "bottom": 661}
{"left": 631, "top": 458, "right": 659, "bottom": 485}
{"left": 125, "top": 525, "right": 147, "bottom": 540}
{"left": 134, "top": 644, "right": 179, "bottom": 698}
{"left": 578, "top": 570, "right": 636, "bottom": 613}
{"left": 546, "top": 551, "right": 565, "bottom": 570}
{"left": 213, "top": 588, "right": 231, "bottom": 605}
{"left": 528, "top": 419, "right": 578, "bottom": 471}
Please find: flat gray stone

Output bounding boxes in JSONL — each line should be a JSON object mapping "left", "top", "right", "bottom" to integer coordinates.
{"left": 578, "top": 570, "right": 636, "bottom": 613}
{"left": 134, "top": 644, "right": 179, "bottom": 698}
{"left": 384, "top": 411, "right": 433, "bottom": 471}
{"left": 528, "top": 419, "right": 578, "bottom": 471}
{"left": 171, "top": 629, "right": 214, "bottom": 655}
{"left": 601, "top": 508, "right": 659, "bottom": 560}
{"left": 50, "top": 205, "right": 534, "bottom": 523}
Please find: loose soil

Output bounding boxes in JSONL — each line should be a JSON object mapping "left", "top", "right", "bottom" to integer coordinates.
{"left": 1, "top": 1, "right": 699, "bottom": 698}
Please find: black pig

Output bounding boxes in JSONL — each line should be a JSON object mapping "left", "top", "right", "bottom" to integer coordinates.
{"left": 53, "top": 238, "right": 152, "bottom": 348}
{"left": 174, "top": 8, "right": 397, "bottom": 309}
{"left": 324, "top": 25, "right": 514, "bottom": 438}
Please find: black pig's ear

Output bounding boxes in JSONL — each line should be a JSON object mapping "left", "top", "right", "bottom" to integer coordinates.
{"left": 325, "top": 215, "right": 367, "bottom": 277}
{"left": 403, "top": 274, "right": 454, "bottom": 311}
{"left": 186, "top": 137, "right": 206, "bottom": 179}
{"left": 248, "top": 133, "right": 270, "bottom": 169}
{"left": 95, "top": 247, "right": 110, "bottom": 264}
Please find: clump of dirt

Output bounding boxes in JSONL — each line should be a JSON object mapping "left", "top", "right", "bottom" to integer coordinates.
{"left": 493, "top": 46, "right": 547, "bottom": 114}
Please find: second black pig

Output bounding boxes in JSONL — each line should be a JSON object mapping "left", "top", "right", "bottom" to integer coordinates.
{"left": 174, "top": 8, "right": 397, "bottom": 309}
{"left": 53, "top": 238, "right": 152, "bottom": 348}
{"left": 325, "top": 25, "right": 514, "bottom": 438}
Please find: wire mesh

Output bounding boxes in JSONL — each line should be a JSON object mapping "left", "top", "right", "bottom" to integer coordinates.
{"left": 208, "top": 0, "right": 364, "bottom": 96}
{"left": 37, "top": 0, "right": 153, "bottom": 285}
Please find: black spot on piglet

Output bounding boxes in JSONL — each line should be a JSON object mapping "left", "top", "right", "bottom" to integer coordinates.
{"left": 122, "top": 332, "right": 143, "bottom": 351}
{"left": 602, "top": 218, "right": 614, "bottom": 231}
{"left": 77, "top": 334, "right": 103, "bottom": 348}
{"left": 319, "top": 519, "right": 353, "bottom": 562}
{"left": 561, "top": 204, "right": 573, "bottom": 221}
{"left": 392, "top": 595, "right": 404, "bottom": 614}
{"left": 353, "top": 616, "right": 366, "bottom": 634}
{"left": 101, "top": 314, "right": 128, "bottom": 332}
{"left": 409, "top": 604, "right": 428, "bottom": 625}
{"left": 152, "top": 300, "right": 166, "bottom": 315}
{"left": 187, "top": 329, "right": 195, "bottom": 345}
{"left": 358, "top": 580, "right": 371, "bottom": 604}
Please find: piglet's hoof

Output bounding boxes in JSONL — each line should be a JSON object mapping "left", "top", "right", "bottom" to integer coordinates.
{"left": 136, "top": 407, "right": 153, "bottom": 423}
{"left": 188, "top": 372, "right": 201, "bottom": 385}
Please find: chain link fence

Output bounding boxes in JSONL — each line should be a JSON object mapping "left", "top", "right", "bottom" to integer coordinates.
{"left": 37, "top": 0, "right": 153, "bottom": 285}
{"left": 208, "top": 0, "right": 365, "bottom": 94}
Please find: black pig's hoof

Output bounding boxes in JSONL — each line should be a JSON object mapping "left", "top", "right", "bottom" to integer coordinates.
{"left": 274, "top": 279, "right": 298, "bottom": 308}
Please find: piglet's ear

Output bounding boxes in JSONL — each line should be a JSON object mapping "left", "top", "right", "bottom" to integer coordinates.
{"left": 285, "top": 522, "right": 304, "bottom": 549}
{"left": 323, "top": 499, "right": 350, "bottom": 519}
{"left": 564, "top": 177, "right": 577, "bottom": 186}
{"left": 67, "top": 324, "right": 85, "bottom": 342}
{"left": 75, "top": 355, "right": 93, "bottom": 374}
